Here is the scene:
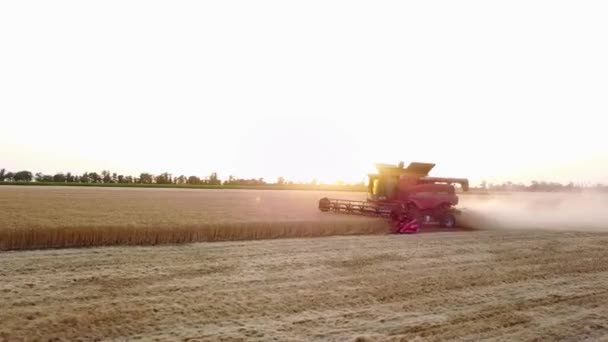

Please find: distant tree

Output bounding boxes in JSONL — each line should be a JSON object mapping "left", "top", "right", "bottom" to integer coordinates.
{"left": 66, "top": 172, "right": 75, "bottom": 183}
{"left": 208, "top": 172, "right": 220, "bottom": 185}
{"left": 223, "top": 175, "right": 233, "bottom": 185}
{"left": 89, "top": 172, "right": 101, "bottom": 183}
{"left": 53, "top": 173, "right": 66, "bottom": 183}
{"left": 125, "top": 175, "right": 134, "bottom": 183}
{"left": 4, "top": 172, "right": 14, "bottom": 181}
{"left": 187, "top": 176, "right": 201, "bottom": 184}
{"left": 117, "top": 175, "right": 125, "bottom": 183}
{"left": 112, "top": 173, "right": 118, "bottom": 183}
{"left": 101, "top": 170, "right": 111, "bottom": 183}
{"left": 31, "top": 172, "right": 50, "bottom": 182}
{"left": 223, "top": 176, "right": 270, "bottom": 186}
{"left": 529, "top": 180, "right": 539, "bottom": 192}
{"left": 480, "top": 180, "right": 487, "bottom": 190}
{"left": 139, "top": 173, "right": 153, "bottom": 184}
{"left": 155, "top": 172, "right": 172, "bottom": 184}
{"left": 12, "top": 171, "right": 33, "bottom": 182}
{"left": 277, "top": 177, "right": 285, "bottom": 185}
{"left": 176, "top": 175, "right": 186, "bottom": 184}
{"left": 80, "top": 172, "right": 91, "bottom": 183}
{"left": 0, "top": 168, "right": 5, "bottom": 181}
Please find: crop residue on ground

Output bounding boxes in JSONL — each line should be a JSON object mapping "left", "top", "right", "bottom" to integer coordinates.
{"left": 2, "top": 231, "right": 608, "bottom": 341}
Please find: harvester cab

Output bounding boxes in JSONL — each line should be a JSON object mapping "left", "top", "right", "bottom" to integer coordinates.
{"left": 319, "top": 161, "right": 469, "bottom": 232}
{"left": 367, "top": 162, "right": 469, "bottom": 202}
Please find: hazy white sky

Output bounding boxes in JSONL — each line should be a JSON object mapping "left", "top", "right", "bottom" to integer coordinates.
{"left": 1, "top": 1, "right": 607, "bottom": 185}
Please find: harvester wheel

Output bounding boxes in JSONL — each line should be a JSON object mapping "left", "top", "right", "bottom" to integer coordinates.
{"left": 390, "top": 204, "right": 405, "bottom": 221}
{"left": 407, "top": 203, "right": 421, "bottom": 220}
{"left": 318, "top": 198, "right": 330, "bottom": 212}
{"left": 439, "top": 213, "right": 456, "bottom": 228}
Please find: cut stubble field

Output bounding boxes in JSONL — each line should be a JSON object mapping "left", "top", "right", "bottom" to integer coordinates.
{"left": 2, "top": 231, "right": 608, "bottom": 341}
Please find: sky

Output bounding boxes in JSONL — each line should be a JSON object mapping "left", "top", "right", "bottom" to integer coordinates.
{"left": 1, "top": 1, "right": 607, "bottom": 185}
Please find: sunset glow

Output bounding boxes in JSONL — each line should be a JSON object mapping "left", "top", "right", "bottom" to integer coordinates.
{"left": 1, "top": 1, "right": 607, "bottom": 185}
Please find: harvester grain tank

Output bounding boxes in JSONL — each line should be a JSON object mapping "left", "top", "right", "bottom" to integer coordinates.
{"left": 318, "top": 161, "right": 469, "bottom": 232}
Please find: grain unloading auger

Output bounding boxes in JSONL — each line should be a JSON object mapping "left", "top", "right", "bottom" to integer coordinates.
{"left": 318, "top": 161, "right": 469, "bottom": 233}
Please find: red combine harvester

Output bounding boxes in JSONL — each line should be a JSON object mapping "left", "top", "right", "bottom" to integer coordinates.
{"left": 318, "top": 161, "right": 469, "bottom": 233}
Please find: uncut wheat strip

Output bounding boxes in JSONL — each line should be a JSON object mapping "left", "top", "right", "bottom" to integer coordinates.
{"left": 0, "top": 220, "right": 391, "bottom": 251}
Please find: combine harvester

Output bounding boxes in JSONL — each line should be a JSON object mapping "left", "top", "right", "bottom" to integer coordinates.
{"left": 318, "top": 161, "right": 469, "bottom": 233}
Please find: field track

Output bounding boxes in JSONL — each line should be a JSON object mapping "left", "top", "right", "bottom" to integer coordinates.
{"left": 2, "top": 230, "right": 608, "bottom": 341}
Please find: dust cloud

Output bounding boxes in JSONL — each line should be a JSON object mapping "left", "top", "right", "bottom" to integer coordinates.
{"left": 458, "top": 192, "right": 608, "bottom": 232}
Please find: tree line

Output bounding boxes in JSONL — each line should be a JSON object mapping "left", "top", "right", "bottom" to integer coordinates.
{"left": 1, "top": 167, "right": 606, "bottom": 191}
{"left": 474, "top": 180, "right": 608, "bottom": 192}
{"left": 0, "top": 168, "right": 322, "bottom": 186}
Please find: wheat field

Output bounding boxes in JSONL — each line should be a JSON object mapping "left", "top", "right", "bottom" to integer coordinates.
{"left": 0, "top": 186, "right": 390, "bottom": 250}
{"left": 3, "top": 186, "right": 608, "bottom": 340}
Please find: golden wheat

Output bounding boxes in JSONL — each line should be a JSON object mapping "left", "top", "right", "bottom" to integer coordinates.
{"left": 0, "top": 186, "right": 389, "bottom": 250}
